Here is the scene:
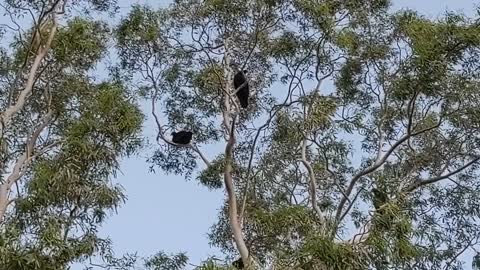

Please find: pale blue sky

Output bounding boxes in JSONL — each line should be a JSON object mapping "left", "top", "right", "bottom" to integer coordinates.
{"left": 97, "top": 0, "right": 479, "bottom": 269}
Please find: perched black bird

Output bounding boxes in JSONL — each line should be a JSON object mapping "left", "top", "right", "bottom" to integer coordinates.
{"left": 232, "top": 257, "right": 244, "bottom": 269}
{"left": 171, "top": 131, "right": 193, "bottom": 145}
{"left": 372, "top": 188, "right": 388, "bottom": 212}
{"left": 372, "top": 187, "right": 394, "bottom": 231}
{"left": 233, "top": 70, "right": 249, "bottom": 109}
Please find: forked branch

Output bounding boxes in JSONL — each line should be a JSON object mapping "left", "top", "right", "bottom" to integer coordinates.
{"left": 299, "top": 137, "right": 323, "bottom": 223}
{"left": 0, "top": 110, "right": 55, "bottom": 222}
{"left": 150, "top": 72, "right": 211, "bottom": 167}
{"left": 334, "top": 120, "right": 442, "bottom": 225}
{"left": 224, "top": 115, "right": 249, "bottom": 267}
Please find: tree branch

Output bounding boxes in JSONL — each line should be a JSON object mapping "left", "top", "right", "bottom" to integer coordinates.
{"left": 299, "top": 137, "right": 323, "bottom": 223}
{"left": 149, "top": 65, "right": 211, "bottom": 167}
{"left": 443, "top": 236, "right": 478, "bottom": 270}
{"left": 334, "top": 119, "right": 441, "bottom": 225}
{"left": 405, "top": 156, "right": 480, "bottom": 192}
{"left": 0, "top": 110, "right": 54, "bottom": 222}
{"left": 0, "top": 4, "right": 59, "bottom": 136}
{"left": 223, "top": 38, "right": 249, "bottom": 267}
{"left": 224, "top": 115, "right": 249, "bottom": 267}
{"left": 238, "top": 47, "right": 314, "bottom": 223}
{"left": 348, "top": 219, "right": 373, "bottom": 244}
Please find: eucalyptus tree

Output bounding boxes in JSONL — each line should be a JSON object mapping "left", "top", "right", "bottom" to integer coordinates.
{"left": 116, "top": 0, "right": 480, "bottom": 269}
{"left": 0, "top": 0, "right": 143, "bottom": 269}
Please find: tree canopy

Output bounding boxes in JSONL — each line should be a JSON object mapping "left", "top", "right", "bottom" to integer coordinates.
{"left": 1, "top": 0, "right": 480, "bottom": 269}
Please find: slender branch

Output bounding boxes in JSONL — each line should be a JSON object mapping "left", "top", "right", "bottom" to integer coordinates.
{"left": 299, "top": 137, "right": 323, "bottom": 222}
{"left": 334, "top": 120, "right": 441, "bottom": 225}
{"left": 149, "top": 64, "right": 211, "bottom": 167}
{"left": 192, "top": 144, "right": 211, "bottom": 167}
{"left": 405, "top": 156, "right": 480, "bottom": 192}
{"left": 318, "top": 147, "right": 350, "bottom": 206}
{"left": 240, "top": 24, "right": 259, "bottom": 72}
{"left": 443, "top": 236, "right": 477, "bottom": 270}
{"left": 345, "top": 156, "right": 480, "bottom": 244}
{"left": 238, "top": 99, "right": 299, "bottom": 224}
{"left": 0, "top": 7, "right": 58, "bottom": 136}
{"left": 348, "top": 219, "right": 373, "bottom": 244}
{"left": 338, "top": 186, "right": 364, "bottom": 227}
{"left": 0, "top": 5, "right": 61, "bottom": 222}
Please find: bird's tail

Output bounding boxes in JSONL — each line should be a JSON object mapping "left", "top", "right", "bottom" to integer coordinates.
{"left": 239, "top": 98, "right": 248, "bottom": 108}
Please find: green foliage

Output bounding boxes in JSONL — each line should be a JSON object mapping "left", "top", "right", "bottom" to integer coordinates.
{"left": 192, "top": 65, "right": 226, "bottom": 116}
{"left": 116, "top": 5, "right": 161, "bottom": 45}
{"left": 144, "top": 252, "right": 189, "bottom": 270}
{"left": 115, "top": 5, "right": 165, "bottom": 69}
{"left": 0, "top": 1, "right": 143, "bottom": 269}
{"left": 397, "top": 11, "right": 480, "bottom": 63}
{"left": 251, "top": 205, "right": 319, "bottom": 235}
{"left": 53, "top": 17, "right": 109, "bottom": 70}
{"left": 243, "top": 205, "right": 321, "bottom": 264}
{"left": 473, "top": 253, "right": 480, "bottom": 270}
{"left": 110, "top": 0, "right": 480, "bottom": 269}
{"left": 149, "top": 146, "right": 198, "bottom": 179}
{"left": 335, "top": 58, "right": 365, "bottom": 103}
{"left": 302, "top": 93, "right": 337, "bottom": 131}
{"left": 268, "top": 31, "right": 305, "bottom": 59}
{"left": 335, "top": 29, "right": 361, "bottom": 54}
{"left": 2, "top": 81, "right": 143, "bottom": 269}
{"left": 294, "top": 0, "right": 338, "bottom": 31}
{"left": 194, "top": 258, "right": 232, "bottom": 270}
{"left": 272, "top": 110, "right": 303, "bottom": 144}
{"left": 295, "top": 237, "right": 367, "bottom": 270}
{"left": 197, "top": 155, "right": 225, "bottom": 189}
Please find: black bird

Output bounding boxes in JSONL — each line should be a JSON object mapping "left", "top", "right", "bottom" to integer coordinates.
{"left": 233, "top": 70, "right": 249, "bottom": 108}
{"left": 372, "top": 187, "right": 393, "bottom": 230}
{"left": 372, "top": 188, "right": 388, "bottom": 212}
{"left": 232, "top": 257, "right": 244, "bottom": 269}
{"left": 171, "top": 131, "right": 193, "bottom": 145}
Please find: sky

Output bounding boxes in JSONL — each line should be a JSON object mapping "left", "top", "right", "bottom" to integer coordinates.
{"left": 96, "top": 0, "right": 479, "bottom": 269}
{"left": 0, "top": 0, "right": 477, "bottom": 269}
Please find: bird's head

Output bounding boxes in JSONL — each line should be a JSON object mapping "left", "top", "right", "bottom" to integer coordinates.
{"left": 229, "top": 61, "right": 240, "bottom": 71}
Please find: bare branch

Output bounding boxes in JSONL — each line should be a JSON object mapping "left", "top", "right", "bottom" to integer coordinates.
{"left": 443, "top": 236, "right": 478, "bottom": 270}
{"left": 334, "top": 119, "right": 442, "bottom": 225}
{"left": 299, "top": 137, "right": 323, "bottom": 222}
{"left": 406, "top": 156, "right": 480, "bottom": 192}
{"left": 148, "top": 60, "right": 211, "bottom": 167}
{"left": 348, "top": 219, "right": 373, "bottom": 244}
{"left": 224, "top": 115, "right": 249, "bottom": 267}
{"left": 238, "top": 63, "right": 312, "bottom": 224}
